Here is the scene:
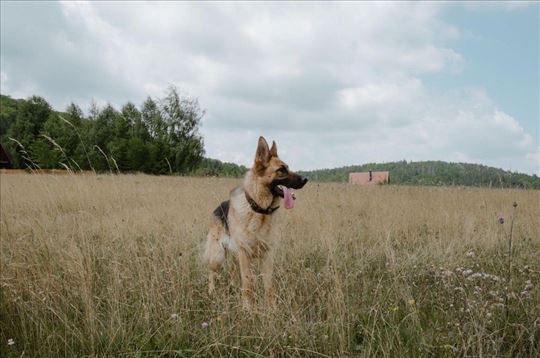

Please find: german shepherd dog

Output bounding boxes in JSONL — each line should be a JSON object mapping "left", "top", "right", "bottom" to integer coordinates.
{"left": 204, "top": 136, "right": 308, "bottom": 309}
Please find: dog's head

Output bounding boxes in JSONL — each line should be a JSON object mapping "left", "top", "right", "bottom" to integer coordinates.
{"left": 252, "top": 136, "right": 308, "bottom": 208}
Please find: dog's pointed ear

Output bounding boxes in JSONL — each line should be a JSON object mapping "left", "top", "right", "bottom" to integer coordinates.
{"left": 269, "top": 140, "right": 278, "bottom": 158}
{"left": 254, "top": 136, "right": 270, "bottom": 172}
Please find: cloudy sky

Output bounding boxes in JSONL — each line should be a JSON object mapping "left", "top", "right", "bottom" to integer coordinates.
{"left": 1, "top": 1, "right": 538, "bottom": 174}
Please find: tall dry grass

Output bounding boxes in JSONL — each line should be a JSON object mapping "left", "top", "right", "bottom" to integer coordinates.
{"left": 1, "top": 174, "right": 539, "bottom": 357}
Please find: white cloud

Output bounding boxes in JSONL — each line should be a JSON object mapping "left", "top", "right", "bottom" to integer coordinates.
{"left": 0, "top": 1, "right": 538, "bottom": 175}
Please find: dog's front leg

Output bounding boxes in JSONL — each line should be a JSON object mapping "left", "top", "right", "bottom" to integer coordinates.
{"left": 238, "top": 249, "right": 253, "bottom": 310}
{"left": 261, "top": 251, "right": 276, "bottom": 307}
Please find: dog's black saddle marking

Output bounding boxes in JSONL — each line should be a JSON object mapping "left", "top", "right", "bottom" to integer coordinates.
{"left": 213, "top": 200, "right": 230, "bottom": 233}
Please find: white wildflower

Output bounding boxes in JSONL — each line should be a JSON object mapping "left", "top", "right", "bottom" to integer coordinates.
{"left": 486, "top": 274, "right": 501, "bottom": 282}
{"left": 462, "top": 269, "right": 474, "bottom": 277}
{"left": 7, "top": 339, "right": 14, "bottom": 346}
{"left": 468, "top": 272, "right": 483, "bottom": 280}
{"left": 170, "top": 313, "right": 179, "bottom": 320}
{"left": 442, "top": 270, "right": 453, "bottom": 277}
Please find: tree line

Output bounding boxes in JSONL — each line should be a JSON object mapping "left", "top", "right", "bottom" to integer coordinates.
{"left": 2, "top": 91, "right": 538, "bottom": 188}
{"left": 299, "top": 161, "right": 540, "bottom": 189}
{"left": 1, "top": 88, "right": 210, "bottom": 174}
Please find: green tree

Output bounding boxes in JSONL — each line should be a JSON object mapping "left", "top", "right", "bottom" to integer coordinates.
{"left": 29, "top": 135, "right": 61, "bottom": 169}
{"left": 0, "top": 95, "right": 19, "bottom": 138}
{"left": 142, "top": 97, "right": 165, "bottom": 140}
{"left": 6, "top": 96, "right": 52, "bottom": 168}
{"left": 34, "top": 103, "right": 87, "bottom": 170}
{"left": 122, "top": 102, "right": 150, "bottom": 172}
{"left": 160, "top": 87, "right": 205, "bottom": 173}
{"left": 62, "top": 103, "right": 93, "bottom": 171}
{"left": 122, "top": 102, "right": 148, "bottom": 140}
{"left": 89, "top": 104, "right": 116, "bottom": 171}
{"left": 107, "top": 105, "right": 132, "bottom": 172}
{"left": 147, "top": 139, "right": 171, "bottom": 174}
{"left": 126, "top": 137, "right": 149, "bottom": 172}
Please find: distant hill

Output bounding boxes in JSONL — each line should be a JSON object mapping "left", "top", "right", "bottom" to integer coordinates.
{"left": 298, "top": 161, "right": 540, "bottom": 189}
{"left": 188, "top": 159, "right": 540, "bottom": 189}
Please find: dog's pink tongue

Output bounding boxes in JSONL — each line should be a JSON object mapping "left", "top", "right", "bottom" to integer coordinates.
{"left": 283, "top": 187, "right": 295, "bottom": 209}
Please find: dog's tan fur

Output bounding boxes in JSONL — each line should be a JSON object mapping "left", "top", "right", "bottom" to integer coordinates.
{"left": 204, "top": 136, "right": 307, "bottom": 309}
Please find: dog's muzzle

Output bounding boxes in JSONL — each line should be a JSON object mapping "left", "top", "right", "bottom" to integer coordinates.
{"left": 271, "top": 176, "right": 308, "bottom": 198}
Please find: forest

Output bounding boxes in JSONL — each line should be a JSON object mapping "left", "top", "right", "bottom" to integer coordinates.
{"left": 1, "top": 89, "right": 206, "bottom": 174}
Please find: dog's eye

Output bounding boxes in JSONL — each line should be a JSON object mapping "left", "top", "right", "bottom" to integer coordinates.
{"left": 277, "top": 167, "right": 288, "bottom": 175}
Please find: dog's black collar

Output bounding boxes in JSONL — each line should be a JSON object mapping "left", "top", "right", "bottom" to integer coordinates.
{"left": 245, "top": 191, "right": 279, "bottom": 215}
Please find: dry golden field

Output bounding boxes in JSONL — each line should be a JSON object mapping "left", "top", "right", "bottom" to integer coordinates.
{"left": 1, "top": 174, "right": 539, "bottom": 357}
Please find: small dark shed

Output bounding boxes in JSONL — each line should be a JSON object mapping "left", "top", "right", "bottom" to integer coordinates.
{"left": 0, "top": 143, "right": 13, "bottom": 169}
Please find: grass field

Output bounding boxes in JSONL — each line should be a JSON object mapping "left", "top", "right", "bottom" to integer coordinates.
{"left": 1, "top": 174, "right": 539, "bottom": 357}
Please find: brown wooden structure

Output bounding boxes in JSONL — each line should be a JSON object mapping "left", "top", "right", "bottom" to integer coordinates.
{"left": 349, "top": 171, "right": 390, "bottom": 185}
